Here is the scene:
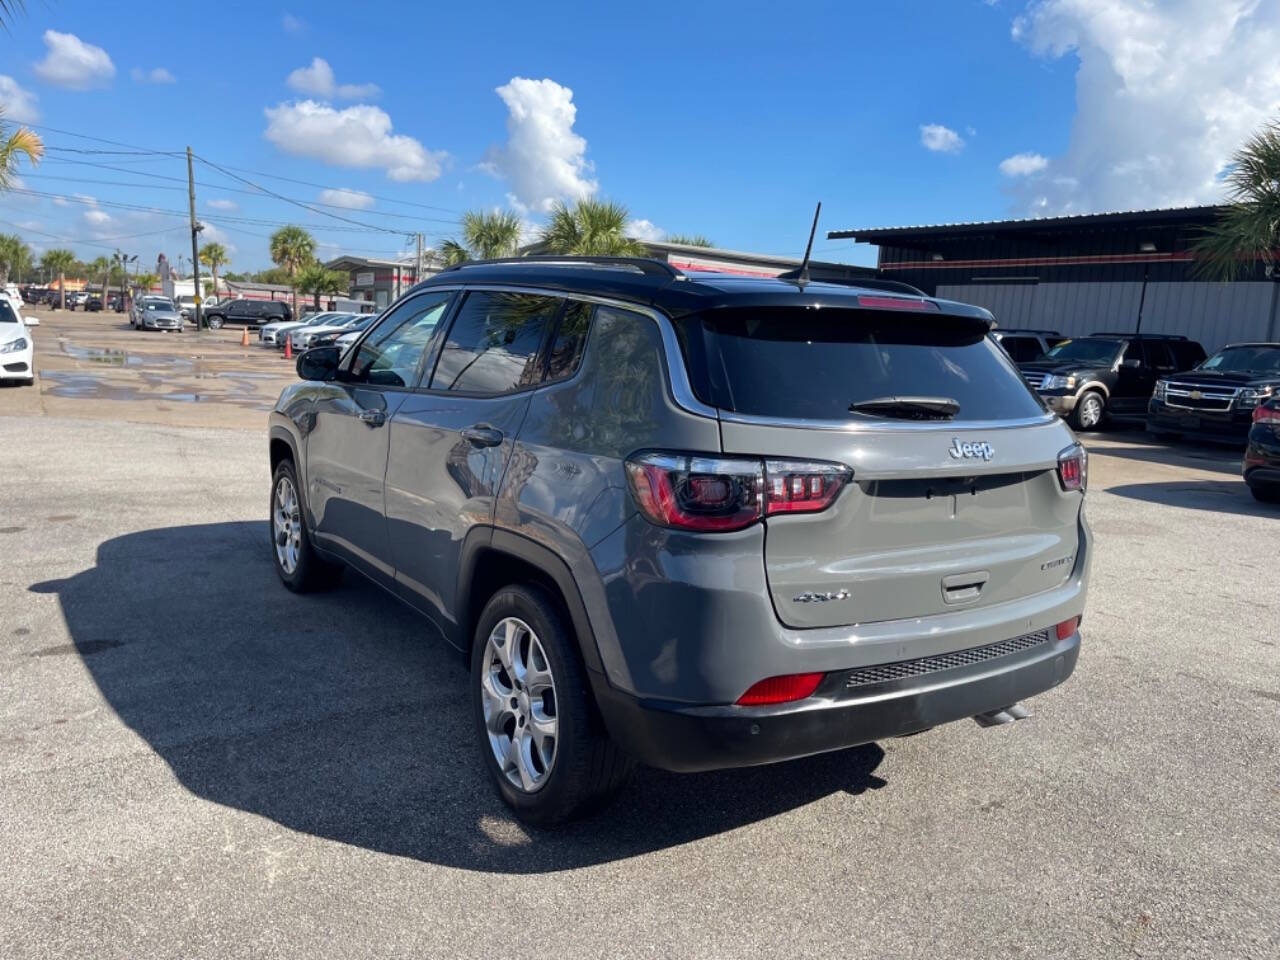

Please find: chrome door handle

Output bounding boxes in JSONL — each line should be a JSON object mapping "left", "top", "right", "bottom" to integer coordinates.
{"left": 358, "top": 409, "right": 386, "bottom": 427}
{"left": 461, "top": 424, "right": 504, "bottom": 447}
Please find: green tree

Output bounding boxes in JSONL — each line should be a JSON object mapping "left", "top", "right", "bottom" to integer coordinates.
{"left": 40, "top": 248, "right": 75, "bottom": 309}
{"left": 295, "top": 262, "right": 348, "bottom": 310}
{"left": 441, "top": 209, "right": 524, "bottom": 265}
{"left": 268, "top": 225, "right": 317, "bottom": 316}
{"left": 0, "top": 110, "right": 42, "bottom": 191}
{"left": 252, "top": 266, "right": 293, "bottom": 286}
{"left": 198, "top": 241, "right": 229, "bottom": 302}
{"left": 134, "top": 272, "right": 158, "bottom": 296}
{"left": 664, "top": 233, "right": 714, "bottom": 247}
{"left": 87, "top": 256, "right": 111, "bottom": 302}
{"left": 1194, "top": 120, "right": 1280, "bottom": 280}
{"left": 0, "top": 232, "right": 33, "bottom": 284}
{"left": 539, "top": 199, "right": 646, "bottom": 257}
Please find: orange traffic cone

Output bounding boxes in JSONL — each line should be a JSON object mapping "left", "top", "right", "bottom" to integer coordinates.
{"left": 284, "top": 336, "right": 292, "bottom": 360}
{"left": 240, "top": 326, "right": 250, "bottom": 347}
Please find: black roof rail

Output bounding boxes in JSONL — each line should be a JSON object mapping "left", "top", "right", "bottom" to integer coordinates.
{"left": 773, "top": 268, "right": 926, "bottom": 297}
{"left": 993, "top": 327, "right": 1064, "bottom": 336}
{"left": 438, "top": 255, "right": 683, "bottom": 280}
{"left": 1091, "top": 331, "right": 1188, "bottom": 340}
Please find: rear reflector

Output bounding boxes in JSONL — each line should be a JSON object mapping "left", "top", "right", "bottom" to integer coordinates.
{"left": 856, "top": 294, "right": 939, "bottom": 311}
{"left": 737, "top": 672, "right": 826, "bottom": 706}
{"left": 1055, "top": 617, "right": 1080, "bottom": 641}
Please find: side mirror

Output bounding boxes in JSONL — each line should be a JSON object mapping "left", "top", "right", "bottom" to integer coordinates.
{"left": 296, "top": 345, "right": 341, "bottom": 381}
{"left": 1121, "top": 358, "right": 1142, "bottom": 369}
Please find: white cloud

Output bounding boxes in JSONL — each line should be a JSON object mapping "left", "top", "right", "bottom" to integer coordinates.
{"left": 286, "top": 58, "right": 379, "bottom": 99}
{"left": 33, "top": 30, "right": 115, "bottom": 90}
{"left": 263, "top": 100, "right": 444, "bottom": 182}
{"left": 485, "top": 77, "right": 597, "bottom": 214}
{"left": 920, "top": 123, "right": 965, "bottom": 153}
{"left": 999, "top": 151, "right": 1050, "bottom": 176}
{"left": 206, "top": 198, "right": 238, "bottom": 211}
{"left": 0, "top": 76, "right": 39, "bottom": 122}
{"left": 198, "top": 222, "right": 237, "bottom": 254}
{"left": 130, "top": 66, "right": 175, "bottom": 84}
{"left": 282, "top": 13, "right": 305, "bottom": 34}
{"left": 625, "top": 218, "right": 664, "bottom": 243}
{"left": 83, "top": 209, "right": 111, "bottom": 225}
{"left": 1011, "top": 0, "right": 1280, "bottom": 212}
{"left": 318, "top": 187, "right": 374, "bottom": 209}
{"left": 73, "top": 193, "right": 97, "bottom": 206}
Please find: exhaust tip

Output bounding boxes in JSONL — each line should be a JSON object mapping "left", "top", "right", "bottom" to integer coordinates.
{"left": 973, "top": 702, "right": 1030, "bottom": 727}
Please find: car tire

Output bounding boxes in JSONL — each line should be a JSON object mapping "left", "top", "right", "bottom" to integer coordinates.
{"left": 471, "top": 584, "right": 634, "bottom": 826}
{"left": 269, "top": 459, "right": 344, "bottom": 592}
{"left": 1071, "top": 390, "right": 1105, "bottom": 431}
{"left": 1249, "top": 484, "right": 1280, "bottom": 504}
{"left": 207, "top": 316, "right": 224, "bottom": 330}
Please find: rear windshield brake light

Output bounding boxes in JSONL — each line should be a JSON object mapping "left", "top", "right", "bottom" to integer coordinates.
{"left": 856, "top": 295, "right": 939, "bottom": 312}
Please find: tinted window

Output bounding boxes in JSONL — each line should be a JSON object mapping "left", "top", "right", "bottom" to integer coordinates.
{"left": 347, "top": 292, "right": 452, "bottom": 388}
{"left": 1000, "top": 335, "right": 1040, "bottom": 362}
{"left": 1045, "top": 338, "right": 1125, "bottom": 365}
{"left": 0, "top": 300, "right": 17, "bottom": 323}
{"left": 1199, "top": 345, "right": 1280, "bottom": 374}
{"left": 430, "top": 291, "right": 559, "bottom": 394}
{"left": 1142, "top": 340, "right": 1175, "bottom": 369}
{"left": 1122, "top": 341, "right": 1142, "bottom": 363}
{"left": 1173, "top": 341, "right": 1206, "bottom": 368}
{"left": 679, "top": 308, "right": 1045, "bottom": 421}
{"left": 545, "top": 300, "right": 592, "bottom": 381}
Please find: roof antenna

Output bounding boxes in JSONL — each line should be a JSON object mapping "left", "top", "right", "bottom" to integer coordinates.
{"left": 796, "top": 201, "right": 821, "bottom": 288}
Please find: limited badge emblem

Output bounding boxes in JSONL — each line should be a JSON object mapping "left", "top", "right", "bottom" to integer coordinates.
{"left": 1190, "top": 390, "right": 1202, "bottom": 400}
{"left": 793, "top": 590, "right": 850, "bottom": 604}
{"left": 948, "top": 438, "right": 994, "bottom": 461}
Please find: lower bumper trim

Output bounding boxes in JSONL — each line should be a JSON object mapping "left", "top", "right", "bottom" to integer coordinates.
{"left": 593, "top": 630, "right": 1081, "bottom": 773}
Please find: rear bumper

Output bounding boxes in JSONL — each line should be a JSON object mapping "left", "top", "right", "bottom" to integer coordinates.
{"left": 594, "top": 629, "right": 1081, "bottom": 773}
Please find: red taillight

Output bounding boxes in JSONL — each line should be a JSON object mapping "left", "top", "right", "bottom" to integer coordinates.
{"left": 856, "top": 294, "right": 939, "bottom": 312}
{"left": 1055, "top": 616, "right": 1080, "bottom": 641}
{"left": 1253, "top": 403, "right": 1280, "bottom": 423}
{"left": 736, "top": 672, "right": 825, "bottom": 706}
{"left": 1057, "top": 443, "right": 1088, "bottom": 492}
{"left": 625, "top": 453, "right": 852, "bottom": 532}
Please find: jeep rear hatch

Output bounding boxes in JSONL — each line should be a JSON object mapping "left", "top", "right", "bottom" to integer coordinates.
{"left": 676, "top": 306, "right": 1082, "bottom": 629}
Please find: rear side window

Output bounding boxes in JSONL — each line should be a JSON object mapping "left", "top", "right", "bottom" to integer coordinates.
{"left": 431, "top": 291, "right": 560, "bottom": 394}
{"left": 1172, "top": 341, "right": 1206, "bottom": 368}
{"left": 1142, "top": 340, "right": 1175, "bottom": 369}
{"left": 544, "top": 300, "right": 592, "bottom": 381}
{"left": 677, "top": 308, "right": 1045, "bottom": 422}
{"left": 999, "top": 335, "right": 1040, "bottom": 362}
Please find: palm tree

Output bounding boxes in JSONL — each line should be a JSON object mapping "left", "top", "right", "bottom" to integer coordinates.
{"left": 268, "top": 225, "right": 316, "bottom": 317}
{"left": 0, "top": 110, "right": 42, "bottom": 191}
{"left": 134, "top": 272, "right": 159, "bottom": 296}
{"left": 88, "top": 256, "right": 111, "bottom": 304}
{"left": 41, "top": 248, "right": 75, "bottom": 309}
{"left": 664, "top": 233, "right": 714, "bottom": 247}
{"left": 295, "top": 263, "right": 348, "bottom": 310}
{"left": 0, "top": 232, "right": 32, "bottom": 284}
{"left": 539, "top": 199, "right": 646, "bottom": 257}
{"left": 1194, "top": 120, "right": 1280, "bottom": 280}
{"left": 198, "top": 242, "right": 229, "bottom": 302}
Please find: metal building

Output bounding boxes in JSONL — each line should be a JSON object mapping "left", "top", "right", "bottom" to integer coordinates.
{"left": 830, "top": 206, "right": 1280, "bottom": 351}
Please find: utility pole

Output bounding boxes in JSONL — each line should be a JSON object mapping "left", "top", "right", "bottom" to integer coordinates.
{"left": 186, "top": 146, "right": 203, "bottom": 333}
{"left": 415, "top": 232, "right": 423, "bottom": 285}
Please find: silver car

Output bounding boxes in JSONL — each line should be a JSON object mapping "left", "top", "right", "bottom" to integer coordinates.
{"left": 132, "top": 296, "right": 184, "bottom": 332}
{"left": 260, "top": 311, "right": 339, "bottom": 347}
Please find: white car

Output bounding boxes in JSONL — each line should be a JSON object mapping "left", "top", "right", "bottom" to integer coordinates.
{"left": 0, "top": 290, "right": 34, "bottom": 324}
{"left": 0, "top": 296, "right": 34, "bottom": 385}
{"left": 260, "top": 311, "right": 339, "bottom": 347}
{"left": 287, "top": 313, "right": 367, "bottom": 351}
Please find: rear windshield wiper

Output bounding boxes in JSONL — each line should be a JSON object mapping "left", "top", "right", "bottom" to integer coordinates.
{"left": 849, "top": 395, "right": 960, "bottom": 420}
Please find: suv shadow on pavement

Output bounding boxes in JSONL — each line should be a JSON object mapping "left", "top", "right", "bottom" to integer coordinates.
{"left": 29, "top": 521, "right": 886, "bottom": 871}
{"left": 1104, "top": 480, "right": 1280, "bottom": 518}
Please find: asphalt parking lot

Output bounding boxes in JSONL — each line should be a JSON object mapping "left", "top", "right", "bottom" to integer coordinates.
{"left": 2, "top": 308, "right": 1278, "bottom": 959}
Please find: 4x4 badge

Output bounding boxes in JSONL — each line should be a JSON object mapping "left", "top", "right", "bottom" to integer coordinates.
{"left": 948, "top": 438, "right": 994, "bottom": 461}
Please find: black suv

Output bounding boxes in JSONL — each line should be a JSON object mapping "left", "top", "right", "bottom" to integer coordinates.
{"left": 991, "top": 328, "right": 1064, "bottom": 363}
{"left": 1146, "top": 342, "right": 1280, "bottom": 443}
{"left": 1018, "top": 333, "right": 1206, "bottom": 431}
{"left": 203, "top": 299, "right": 292, "bottom": 330}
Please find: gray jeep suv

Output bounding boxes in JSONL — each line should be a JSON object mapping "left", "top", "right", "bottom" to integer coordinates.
{"left": 267, "top": 257, "right": 1090, "bottom": 824}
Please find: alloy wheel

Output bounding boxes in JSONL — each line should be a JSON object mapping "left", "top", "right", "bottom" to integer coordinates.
{"left": 1080, "top": 394, "right": 1102, "bottom": 428}
{"left": 479, "top": 617, "right": 558, "bottom": 793}
{"left": 273, "top": 476, "right": 301, "bottom": 574}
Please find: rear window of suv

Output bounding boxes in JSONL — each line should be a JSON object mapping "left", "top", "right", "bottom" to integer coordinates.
{"left": 677, "top": 307, "right": 1046, "bottom": 421}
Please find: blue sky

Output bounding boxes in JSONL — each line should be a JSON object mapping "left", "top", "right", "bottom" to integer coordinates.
{"left": 0, "top": 1, "right": 1275, "bottom": 273}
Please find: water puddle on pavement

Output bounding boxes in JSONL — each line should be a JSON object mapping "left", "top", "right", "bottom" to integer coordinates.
{"left": 39, "top": 370, "right": 275, "bottom": 410}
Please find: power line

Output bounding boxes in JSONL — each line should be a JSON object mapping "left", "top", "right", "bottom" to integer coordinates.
{"left": 19, "top": 122, "right": 179, "bottom": 156}
{"left": 0, "top": 215, "right": 178, "bottom": 250}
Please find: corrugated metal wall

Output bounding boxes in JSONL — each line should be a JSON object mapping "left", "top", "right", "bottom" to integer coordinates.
{"left": 935, "top": 281, "right": 1279, "bottom": 351}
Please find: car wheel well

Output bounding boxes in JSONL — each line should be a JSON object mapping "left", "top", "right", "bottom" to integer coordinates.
{"left": 465, "top": 549, "right": 568, "bottom": 651}
{"left": 269, "top": 437, "right": 294, "bottom": 473}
